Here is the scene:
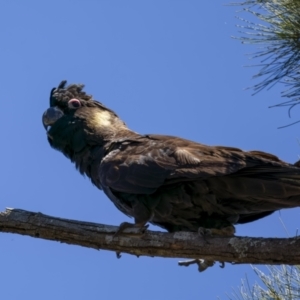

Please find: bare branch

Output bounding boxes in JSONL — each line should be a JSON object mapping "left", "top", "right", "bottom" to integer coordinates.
{"left": 1, "top": 208, "right": 300, "bottom": 266}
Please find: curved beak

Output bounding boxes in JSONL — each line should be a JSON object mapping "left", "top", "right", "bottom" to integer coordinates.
{"left": 42, "top": 107, "right": 64, "bottom": 130}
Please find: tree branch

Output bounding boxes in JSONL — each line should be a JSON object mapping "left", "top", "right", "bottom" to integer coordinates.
{"left": 1, "top": 208, "right": 299, "bottom": 267}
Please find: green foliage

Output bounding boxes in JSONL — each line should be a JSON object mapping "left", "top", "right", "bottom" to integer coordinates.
{"left": 234, "top": 0, "right": 300, "bottom": 117}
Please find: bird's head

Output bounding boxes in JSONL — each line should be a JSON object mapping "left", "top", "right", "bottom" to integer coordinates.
{"left": 42, "top": 80, "right": 127, "bottom": 160}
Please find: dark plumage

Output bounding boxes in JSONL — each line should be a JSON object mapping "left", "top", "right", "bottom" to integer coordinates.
{"left": 42, "top": 80, "right": 300, "bottom": 236}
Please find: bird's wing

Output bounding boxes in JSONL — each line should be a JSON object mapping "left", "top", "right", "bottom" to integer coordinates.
{"left": 99, "top": 135, "right": 284, "bottom": 194}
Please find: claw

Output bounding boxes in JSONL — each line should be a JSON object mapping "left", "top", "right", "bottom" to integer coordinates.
{"left": 113, "top": 222, "right": 149, "bottom": 237}
{"left": 198, "top": 227, "right": 212, "bottom": 243}
{"left": 198, "top": 227, "right": 212, "bottom": 237}
{"left": 198, "top": 226, "right": 235, "bottom": 239}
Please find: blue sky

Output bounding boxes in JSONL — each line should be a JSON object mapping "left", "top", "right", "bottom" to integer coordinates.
{"left": 1, "top": 1, "right": 299, "bottom": 299}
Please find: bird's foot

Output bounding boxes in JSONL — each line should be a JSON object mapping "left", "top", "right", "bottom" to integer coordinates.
{"left": 113, "top": 222, "right": 149, "bottom": 237}
{"left": 178, "top": 259, "right": 225, "bottom": 272}
{"left": 216, "top": 226, "right": 235, "bottom": 237}
{"left": 198, "top": 227, "right": 212, "bottom": 243}
{"left": 198, "top": 226, "right": 235, "bottom": 240}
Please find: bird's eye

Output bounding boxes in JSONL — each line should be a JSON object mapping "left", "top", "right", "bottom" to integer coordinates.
{"left": 68, "top": 98, "right": 81, "bottom": 109}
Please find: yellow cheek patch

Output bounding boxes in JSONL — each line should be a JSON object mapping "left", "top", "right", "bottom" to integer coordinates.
{"left": 88, "top": 110, "right": 112, "bottom": 128}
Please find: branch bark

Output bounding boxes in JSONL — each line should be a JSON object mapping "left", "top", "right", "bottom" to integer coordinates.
{"left": 0, "top": 208, "right": 299, "bottom": 267}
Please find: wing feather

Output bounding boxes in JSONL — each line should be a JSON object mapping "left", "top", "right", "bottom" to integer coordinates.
{"left": 99, "top": 135, "right": 289, "bottom": 194}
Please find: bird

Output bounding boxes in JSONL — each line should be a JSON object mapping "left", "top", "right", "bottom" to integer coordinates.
{"left": 42, "top": 80, "right": 300, "bottom": 239}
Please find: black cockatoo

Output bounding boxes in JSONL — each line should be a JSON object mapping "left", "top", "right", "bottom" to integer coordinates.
{"left": 42, "top": 80, "right": 300, "bottom": 238}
